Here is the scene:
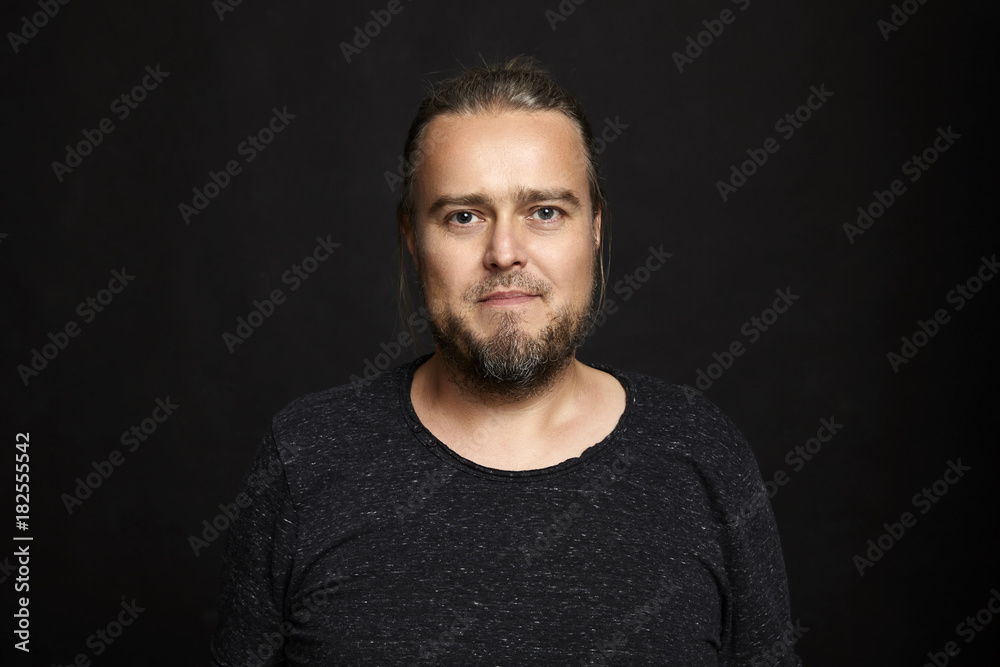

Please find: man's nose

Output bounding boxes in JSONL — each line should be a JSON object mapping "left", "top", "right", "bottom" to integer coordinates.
{"left": 483, "top": 214, "right": 528, "bottom": 270}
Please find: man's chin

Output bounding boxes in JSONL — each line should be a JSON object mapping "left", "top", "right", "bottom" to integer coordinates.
{"left": 451, "top": 347, "right": 574, "bottom": 401}
{"left": 430, "top": 309, "right": 587, "bottom": 401}
{"left": 469, "top": 315, "right": 543, "bottom": 341}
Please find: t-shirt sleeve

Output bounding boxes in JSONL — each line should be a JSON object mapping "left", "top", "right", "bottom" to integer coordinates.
{"left": 691, "top": 396, "right": 803, "bottom": 666}
{"left": 210, "top": 427, "right": 298, "bottom": 667}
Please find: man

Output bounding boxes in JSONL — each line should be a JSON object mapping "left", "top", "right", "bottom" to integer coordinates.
{"left": 211, "top": 56, "right": 801, "bottom": 666}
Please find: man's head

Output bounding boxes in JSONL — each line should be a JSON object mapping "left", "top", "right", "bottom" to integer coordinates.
{"left": 396, "top": 56, "right": 610, "bottom": 399}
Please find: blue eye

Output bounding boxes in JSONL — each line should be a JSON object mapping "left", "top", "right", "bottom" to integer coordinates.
{"left": 448, "top": 211, "right": 480, "bottom": 225}
{"left": 532, "top": 207, "right": 561, "bottom": 221}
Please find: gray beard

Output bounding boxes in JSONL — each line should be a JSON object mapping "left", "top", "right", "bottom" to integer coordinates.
{"left": 419, "top": 256, "right": 601, "bottom": 402}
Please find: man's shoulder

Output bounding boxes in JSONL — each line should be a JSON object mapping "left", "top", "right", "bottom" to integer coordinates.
{"left": 600, "top": 363, "right": 756, "bottom": 461}
{"left": 607, "top": 365, "right": 764, "bottom": 499}
{"left": 614, "top": 367, "right": 698, "bottom": 408}
{"left": 267, "top": 358, "right": 412, "bottom": 441}
{"left": 599, "top": 363, "right": 729, "bottom": 424}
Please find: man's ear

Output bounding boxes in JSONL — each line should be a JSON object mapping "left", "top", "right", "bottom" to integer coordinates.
{"left": 401, "top": 214, "right": 418, "bottom": 270}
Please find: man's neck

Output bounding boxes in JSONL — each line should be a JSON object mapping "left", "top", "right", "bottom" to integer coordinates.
{"left": 418, "top": 349, "right": 583, "bottom": 417}
{"left": 410, "top": 351, "right": 625, "bottom": 471}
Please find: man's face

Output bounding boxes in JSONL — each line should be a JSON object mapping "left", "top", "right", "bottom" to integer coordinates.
{"left": 405, "top": 109, "right": 601, "bottom": 397}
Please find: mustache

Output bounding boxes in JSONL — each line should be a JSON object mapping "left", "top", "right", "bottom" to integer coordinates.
{"left": 464, "top": 273, "right": 552, "bottom": 302}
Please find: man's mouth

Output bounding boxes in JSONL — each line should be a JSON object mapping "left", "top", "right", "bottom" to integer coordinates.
{"left": 478, "top": 290, "right": 539, "bottom": 306}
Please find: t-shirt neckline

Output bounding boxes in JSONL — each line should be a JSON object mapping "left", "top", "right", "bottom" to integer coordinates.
{"left": 398, "top": 352, "right": 636, "bottom": 482}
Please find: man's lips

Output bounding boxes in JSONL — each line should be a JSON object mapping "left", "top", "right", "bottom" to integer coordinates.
{"left": 478, "top": 290, "right": 539, "bottom": 305}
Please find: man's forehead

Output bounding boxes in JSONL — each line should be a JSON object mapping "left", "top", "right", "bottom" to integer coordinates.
{"left": 415, "top": 109, "right": 591, "bottom": 210}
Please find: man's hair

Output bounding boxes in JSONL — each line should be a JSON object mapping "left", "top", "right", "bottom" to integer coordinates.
{"left": 395, "top": 55, "right": 611, "bottom": 341}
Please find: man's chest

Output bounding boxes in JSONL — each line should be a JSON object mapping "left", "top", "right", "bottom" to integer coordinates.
{"left": 277, "top": 476, "right": 726, "bottom": 665}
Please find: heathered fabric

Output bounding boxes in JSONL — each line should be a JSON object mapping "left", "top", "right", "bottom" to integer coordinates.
{"left": 210, "top": 354, "right": 802, "bottom": 666}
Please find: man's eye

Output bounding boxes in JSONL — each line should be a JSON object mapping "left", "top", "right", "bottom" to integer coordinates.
{"left": 448, "top": 211, "right": 481, "bottom": 225}
{"left": 530, "top": 207, "right": 562, "bottom": 222}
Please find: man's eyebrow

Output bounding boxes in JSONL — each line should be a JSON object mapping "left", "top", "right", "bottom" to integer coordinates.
{"left": 426, "top": 187, "right": 582, "bottom": 217}
{"left": 427, "top": 193, "right": 495, "bottom": 217}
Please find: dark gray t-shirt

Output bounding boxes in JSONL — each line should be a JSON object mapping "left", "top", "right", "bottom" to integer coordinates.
{"left": 210, "top": 355, "right": 801, "bottom": 666}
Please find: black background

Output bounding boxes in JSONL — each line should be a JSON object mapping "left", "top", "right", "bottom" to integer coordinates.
{"left": 3, "top": 0, "right": 998, "bottom": 664}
